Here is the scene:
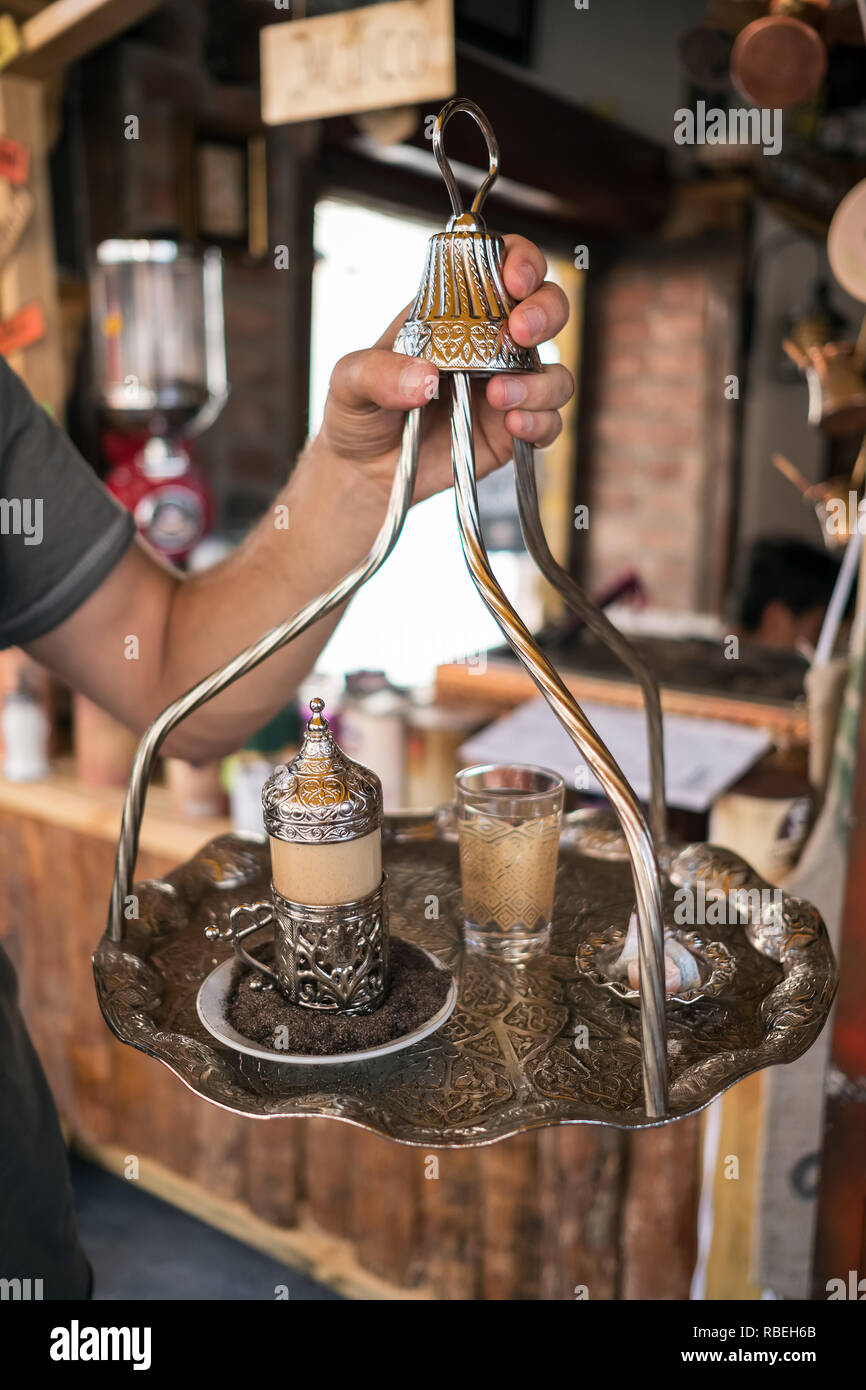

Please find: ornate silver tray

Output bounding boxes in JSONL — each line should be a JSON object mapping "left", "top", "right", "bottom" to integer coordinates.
{"left": 92, "top": 818, "right": 837, "bottom": 1147}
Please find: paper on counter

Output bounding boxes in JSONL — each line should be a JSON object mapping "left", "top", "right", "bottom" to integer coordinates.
{"left": 459, "top": 697, "right": 772, "bottom": 814}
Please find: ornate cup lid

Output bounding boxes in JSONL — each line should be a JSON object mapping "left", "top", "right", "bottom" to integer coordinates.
{"left": 262, "top": 698, "right": 382, "bottom": 845}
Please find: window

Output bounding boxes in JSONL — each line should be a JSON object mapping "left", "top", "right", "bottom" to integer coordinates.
{"left": 309, "top": 197, "right": 578, "bottom": 688}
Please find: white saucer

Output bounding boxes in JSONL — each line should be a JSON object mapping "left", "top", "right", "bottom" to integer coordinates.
{"left": 196, "top": 941, "right": 458, "bottom": 1066}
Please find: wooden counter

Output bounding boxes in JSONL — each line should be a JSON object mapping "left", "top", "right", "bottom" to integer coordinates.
{"left": 0, "top": 765, "right": 741, "bottom": 1300}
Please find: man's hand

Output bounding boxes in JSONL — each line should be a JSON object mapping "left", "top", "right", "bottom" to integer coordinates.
{"left": 311, "top": 235, "right": 574, "bottom": 503}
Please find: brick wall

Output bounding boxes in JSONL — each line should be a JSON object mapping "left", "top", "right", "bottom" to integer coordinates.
{"left": 580, "top": 241, "right": 743, "bottom": 614}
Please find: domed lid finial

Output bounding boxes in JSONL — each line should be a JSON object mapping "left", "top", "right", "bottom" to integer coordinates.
{"left": 262, "top": 698, "right": 382, "bottom": 845}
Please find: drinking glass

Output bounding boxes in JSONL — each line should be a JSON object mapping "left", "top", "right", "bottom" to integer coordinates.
{"left": 456, "top": 764, "right": 564, "bottom": 960}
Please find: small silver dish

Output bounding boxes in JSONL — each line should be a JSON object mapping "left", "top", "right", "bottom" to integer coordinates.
{"left": 577, "top": 924, "right": 736, "bottom": 1006}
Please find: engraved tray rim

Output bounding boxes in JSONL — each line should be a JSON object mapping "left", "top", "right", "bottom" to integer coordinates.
{"left": 92, "top": 819, "right": 838, "bottom": 1147}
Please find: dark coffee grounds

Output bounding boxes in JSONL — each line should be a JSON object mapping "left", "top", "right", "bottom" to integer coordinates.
{"left": 227, "top": 937, "right": 452, "bottom": 1055}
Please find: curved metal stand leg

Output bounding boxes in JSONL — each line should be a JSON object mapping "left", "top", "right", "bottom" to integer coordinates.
{"left": 450, "top": 376, "right": 667, "bottom": 1117}
{"left": 512, "top": 438, "right": 668, "bottom": 851}
{"left": 107, "top": 409, "right": 423, "bottom": 942}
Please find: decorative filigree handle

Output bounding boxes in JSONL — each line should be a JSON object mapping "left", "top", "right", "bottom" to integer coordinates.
{"left": 206, "top": 902, "right": 280, "bottom": 989}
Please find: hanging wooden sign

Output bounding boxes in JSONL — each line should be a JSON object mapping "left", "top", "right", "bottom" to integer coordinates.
{"left": 260, "top": 0, "right": 455, "bottom": 126}
{"left": 0, "top": 184, "right": 33, "bottom": 266}
{"left": 0, "top": 134, "right": 30, "bottom": 185}
{"left": 0, "top": 300, "right": 46, "bottom": 356}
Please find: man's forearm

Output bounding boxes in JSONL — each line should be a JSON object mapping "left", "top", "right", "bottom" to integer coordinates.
{"left": 27, "top": 439, "right": 393, "bottom": 761}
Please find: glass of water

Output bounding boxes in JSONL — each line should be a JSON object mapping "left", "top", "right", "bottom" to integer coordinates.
{"left": 456, "top": 764, "right": 564, "bottom": 961}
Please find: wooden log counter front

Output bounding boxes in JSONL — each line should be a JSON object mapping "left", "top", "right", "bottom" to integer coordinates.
{"left": 0, "top": 766, "right": 709, "bottom": 1300}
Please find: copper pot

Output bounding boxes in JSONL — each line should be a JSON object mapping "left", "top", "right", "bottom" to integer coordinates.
{"left": 731, "top": 2, "right": 829, "bottom": 108}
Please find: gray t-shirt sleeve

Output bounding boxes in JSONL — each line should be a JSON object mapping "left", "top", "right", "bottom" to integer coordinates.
{"left": 0, "top": 355, "right": 135, "bottom": 648}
